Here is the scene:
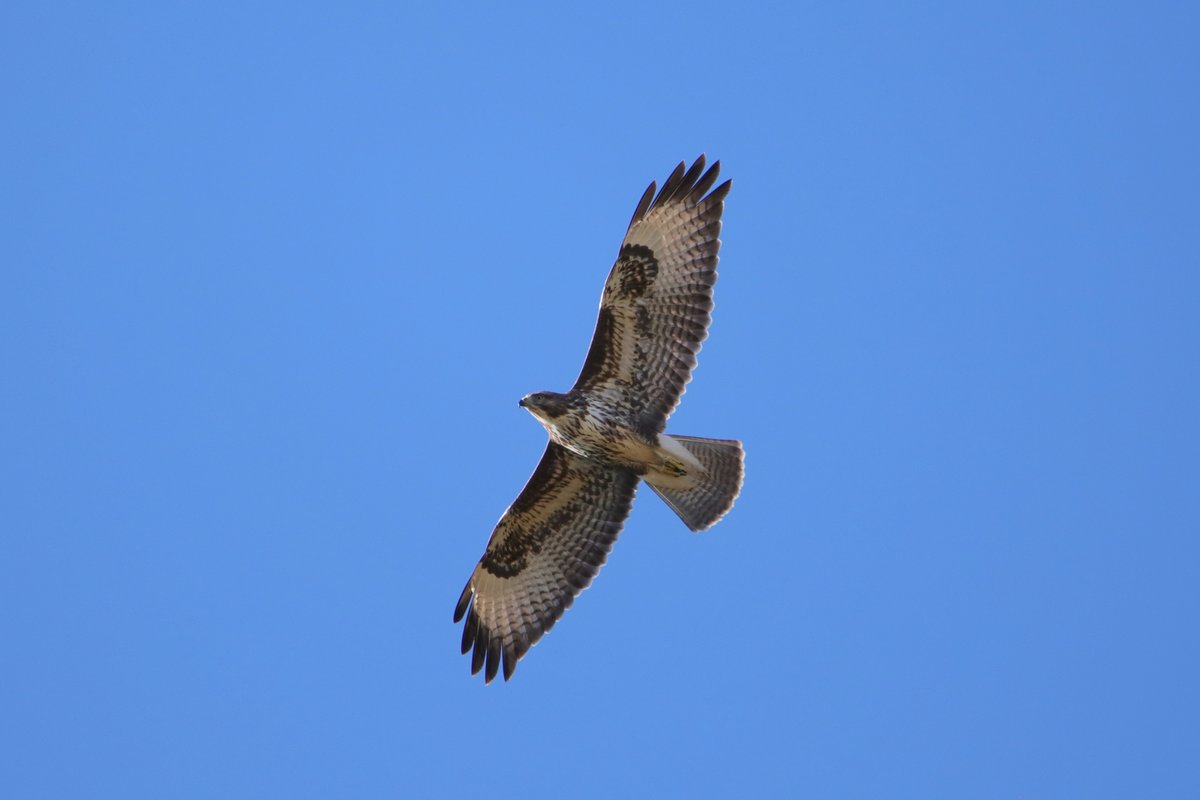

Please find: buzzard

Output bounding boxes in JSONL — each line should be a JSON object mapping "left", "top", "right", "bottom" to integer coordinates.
{"left": 453, "top": 156, "right": 744, "bottom": 683}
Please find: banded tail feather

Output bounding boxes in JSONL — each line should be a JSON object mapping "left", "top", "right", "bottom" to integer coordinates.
{"left": 646, "top": 435, "right": 744, "bottom": 532}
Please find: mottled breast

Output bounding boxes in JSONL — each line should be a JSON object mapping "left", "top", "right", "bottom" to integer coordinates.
{"left": 546, "top": 399, "right": 656, "bottom": 471}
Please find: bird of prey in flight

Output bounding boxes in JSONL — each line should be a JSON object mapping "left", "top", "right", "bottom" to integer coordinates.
{"left": 454, "top": 156, "right": 744, "bottom": 683}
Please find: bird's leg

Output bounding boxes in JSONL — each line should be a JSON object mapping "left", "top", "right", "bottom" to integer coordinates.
{"left": 659, "top": 455, "right": 688, "bottom": 477}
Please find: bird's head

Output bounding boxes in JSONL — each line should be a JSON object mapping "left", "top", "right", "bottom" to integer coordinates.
{"left": 519, "top": 391, "right": 571, "bottom": 421}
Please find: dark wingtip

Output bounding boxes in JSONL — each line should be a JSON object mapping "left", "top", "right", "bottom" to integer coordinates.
{"left": 460, "top": 609, "right": 478, "bottom": 655}
{"left": 502, "top": 645, "right": 517, "bottom": 681}
{"left": 689, "top": 160, "right": 722, "bottom": 203}
{"left": 484, "top": 638, "right": 501, "bottom": 684}
{"left": 628, "top": 156, "right": 728, "bottom": 231}
{"left": 627, "top": 181, "right": 657, "bottom": 231}
{"left": 653, "top": 160, "right": 688, "bottom": 210}
{"left": 708, "top": 177, "right": 732, "bottom": 205}
{"left": 471, "top": 625, "right": 488, "bottom": 675}
{"left": 678, "top": 155, "right": 707, "bottom": 197}
{"left": 453, "top": 581, "right": 473, "bottom": 623}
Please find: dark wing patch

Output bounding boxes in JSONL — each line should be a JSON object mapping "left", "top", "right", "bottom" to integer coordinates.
{"left": 609, "top": 244, "right": 659, "bottom": 299}
{"left": 454, "top": 443, "right": 638, "bottom": 683}
{"left": 573, "top": 306, "right": 617, "bottom": 391}
{"left": 571, "top": 155, "right": 731, "bottom": 433}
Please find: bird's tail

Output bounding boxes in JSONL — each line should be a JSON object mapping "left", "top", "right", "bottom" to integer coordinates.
{"left": 645, "top": 435, "right": 744, "bottom": 532}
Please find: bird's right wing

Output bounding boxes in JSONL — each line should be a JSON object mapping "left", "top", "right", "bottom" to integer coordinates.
{"left": 454, "top": 443, "right": 638, "bottom": 683}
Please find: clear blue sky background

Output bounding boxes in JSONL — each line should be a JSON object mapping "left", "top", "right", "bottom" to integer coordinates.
{"left": 3, "top": 2, "right": 1198, "bottom": 797}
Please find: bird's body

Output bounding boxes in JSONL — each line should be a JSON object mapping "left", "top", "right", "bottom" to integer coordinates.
{"left": 454, "top": 156, "right": 744, "bottom": 683}
{"left": 520, "top": 391, "right": 692, "bottom": 480}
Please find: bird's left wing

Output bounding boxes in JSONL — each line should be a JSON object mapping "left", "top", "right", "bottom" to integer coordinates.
{"left": 454, "top": 443, "right": 638, "bottom": 683}
{"left": 571, "top": 155, "right": 731, "bottom": 434}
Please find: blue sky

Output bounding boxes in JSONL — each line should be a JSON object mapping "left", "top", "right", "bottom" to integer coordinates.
{"left": 3, "top": 2, "right": 1198, "bottom": 797}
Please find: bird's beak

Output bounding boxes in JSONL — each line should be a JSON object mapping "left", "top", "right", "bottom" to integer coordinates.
{"left": 518, "top": 397, "right": 528, "bottom": 408}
